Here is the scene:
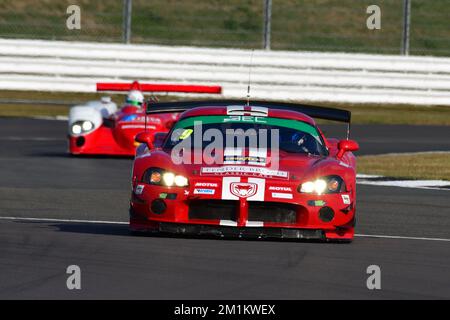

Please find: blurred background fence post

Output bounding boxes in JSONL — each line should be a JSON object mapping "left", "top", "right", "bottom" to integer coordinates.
{"left": 122, "top": 0, "right": 132, "bottom": 44}
{"left": 401, "top": 0, "right": 411, "bottom": 55}
{"left": 263, "top": 0, "right": 272, "bottom": 50}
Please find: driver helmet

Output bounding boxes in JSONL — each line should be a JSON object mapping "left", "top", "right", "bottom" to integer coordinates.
{"left": 125, "top": 90, "right": 144, "bottom": 107}
{"left": 291, "top": 132, "right": 315, "bottom": 149}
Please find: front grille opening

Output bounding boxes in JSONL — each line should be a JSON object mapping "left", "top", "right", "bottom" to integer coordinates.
{"left": 188, "top": 200, "right": 300, "bottom": 224}
{"left": 189, "top": 200, "right": 237, "bottom": 221}
{"left": 248, "top": 201, "right": 298, "bottom": 224}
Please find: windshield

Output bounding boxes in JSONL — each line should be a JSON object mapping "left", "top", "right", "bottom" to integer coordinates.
{"left": 163, "top": 115, "right": 327, "bottom": 156}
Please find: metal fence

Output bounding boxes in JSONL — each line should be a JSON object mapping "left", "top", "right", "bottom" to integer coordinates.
{"left": 0, "top": 0, "right": 448, "bottom": 56}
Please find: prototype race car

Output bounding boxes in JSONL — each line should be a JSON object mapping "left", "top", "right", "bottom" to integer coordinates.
{"left": 129, "top": 100, "right": 359, "bottom": 242}
{"left": 68, "top": 81, "right": 222, "bottom": 156}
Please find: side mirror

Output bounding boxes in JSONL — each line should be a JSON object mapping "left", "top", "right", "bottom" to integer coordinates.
{"left": 153, "top": 132, "right": 167, "bottom": 148}
{"left": 337, "top": 139, "right": 359, "bottom": 159}
{"left": 135, "top": 131, "right": 154, "bottom": 149}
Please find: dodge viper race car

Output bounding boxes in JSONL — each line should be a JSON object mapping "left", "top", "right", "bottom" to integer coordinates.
{"left": 129, "top": 100, "right": 359, "bottom": 242}
{"left": 68, "top": 81, "right": 222, "bottom": 156}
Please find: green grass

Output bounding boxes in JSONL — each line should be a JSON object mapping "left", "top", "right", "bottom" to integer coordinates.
{"left": 0, "top": 90, "right": 146, "bottom": 117}
{"left": 358, "top": 152, "right": 450, "bottom": 181}
{"left": 317, "top": 102, "right": 450, "bottom": 126}
{"left": 0, "top": 104, "right": 70, "bottom": 117}
{"left": 0, "top": 0, "right": 449, "bottom": 55}
{"left": 1, "top": 90, "right": 450, "bottom": 125}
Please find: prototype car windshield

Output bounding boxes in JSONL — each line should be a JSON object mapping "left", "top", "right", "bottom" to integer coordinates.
{"left": 164, "top": 115, "right": 327, "bottom": 156}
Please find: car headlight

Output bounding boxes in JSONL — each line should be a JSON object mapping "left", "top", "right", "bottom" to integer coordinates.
{"left": 163, "top": 172, "right": 175, "bottom": 186}
{"left": 71, "top": 121, "right": 95, "bottom": 135}
{"left": 299, "top": 176, "right": 345, "bottom": 194}
{"left": 174, "top": 175, "right": 189, "bottom": 187}
{"left": 72, "top": 124, "right": 82, "bottom": 135}
{"left": 143, "top": 168, "right": 189, "bottom": 187}
{"left": 82, "top": 121, "right": 93, "bottom": 131}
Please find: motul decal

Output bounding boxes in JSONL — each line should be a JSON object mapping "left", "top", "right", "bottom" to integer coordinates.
{"left": 221, "top": 177, "right": 265, "bottom": 201}
{"left": 268, "top": 186, "right": 292, "bottom": 192}
{"left": 194, "top": 182, "right": 218, "bottom": 187}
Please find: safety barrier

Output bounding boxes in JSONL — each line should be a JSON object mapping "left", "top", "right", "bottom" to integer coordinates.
{"left": 1, "top": 39, "right": 449, "bottom": 105}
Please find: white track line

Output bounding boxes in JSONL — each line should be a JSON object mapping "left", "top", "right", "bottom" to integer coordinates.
{"left": 0, "top": 137, "right": 64, "bottom": 141}
{"left": 354, "top": 233, "right": 450, "bottom": 242}
{"left": 31, "top": 116, "right": 68, "bottom": 121}
{"left": 356, "top": 179, "right": 450, "bottom": 191}
{"left": 359, "top": 151, "right": 450, "bottom": 157}
{"left": 1, "top": 216, "right": 449, "bottom": 242}
{"left": 0, "top": 216, "right": 127, "bottom": 225}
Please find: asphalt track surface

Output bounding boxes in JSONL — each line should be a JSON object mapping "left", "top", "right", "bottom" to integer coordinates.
{"left": 0, "top": 118, "right": 449, "bottom": 299}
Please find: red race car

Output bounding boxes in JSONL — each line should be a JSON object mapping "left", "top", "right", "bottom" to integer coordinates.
{"left": 68, "top": 81, "right": 222, "bottom": 156}
{"left": 129, "top": 100, "right": 359, "bottom": 242}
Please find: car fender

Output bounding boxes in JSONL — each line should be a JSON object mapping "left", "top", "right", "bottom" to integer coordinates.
{"left": 86, "top": 99, "right": 117, "bottom": 117}
{"left": 68, "top": 105, "right": 103, "bottom": 131}
{"left": 298, "top": 158, "right": 356, "bottom": 190}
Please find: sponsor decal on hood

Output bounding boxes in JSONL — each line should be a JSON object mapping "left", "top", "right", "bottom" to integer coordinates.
{"left": 341, "top": 194, "right": 351, "bottom": 204}
{"left": 222, "top": 177, "right": 265, "bottom": 201}
{"left": 194, "top": 188, "right": 215, "bottom": 195}
{"left": 230, "top": 182, "right": 258, "bottom": 198}
{"left": 194, "top": 182, "right": 218, "bottom": 188}
{"left": 223, "top": 148, "right": 267, "bottom": 166}
{"left": 268, "top": 186, "right": 292, "bottom": 192}
{"left": 271, "top": 192, "right": 293, "bottom": 199}
{"left": 201, "top": 166, "right": 288, "bottom": 179}
{"left": 339, "top": 161, "right": 351, "bottom": 168}
{"left": 224, "top": 155, "right": 266, "bottom": 164}
{"left": 135, "top": 184, "right": 144, "bottom": 195}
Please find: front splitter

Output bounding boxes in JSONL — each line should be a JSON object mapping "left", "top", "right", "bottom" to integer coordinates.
{"left": 132, "top": 221, "right": 326, "bottom": 240}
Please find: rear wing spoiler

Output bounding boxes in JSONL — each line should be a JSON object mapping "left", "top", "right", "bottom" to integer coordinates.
{"left": 145, "top": 99, "right": 351, "bottom": 123}
{"left": 96, "top": 81, "right": 222, "bottom": 94}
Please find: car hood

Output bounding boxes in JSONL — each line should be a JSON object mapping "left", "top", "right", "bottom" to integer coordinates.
{"left": 144, "top": 148, "right": 344, "bottom": 181}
